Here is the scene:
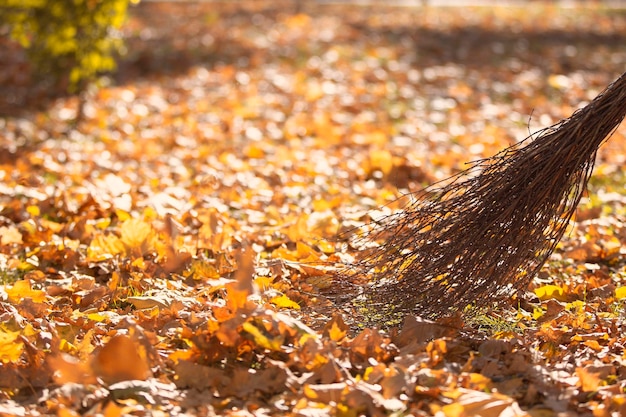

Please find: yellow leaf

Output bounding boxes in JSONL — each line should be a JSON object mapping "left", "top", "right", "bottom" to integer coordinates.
{"left": 115, "top": 209, "right": 131, "bottom": 221}
{"left": 95, "top": 218, "right": 111, "bottom": 230}
{"left": 254, "top": 276, "right": 274, "bottom": 291}
{"left": 244, "top": 144, "right": 265, "bottom": 158}
{"left": 26, "top": 205, "right": 40, "bottom": 216}
{"left": 615, "top": 286, "right": 626, "bottom": 300}
{"left": 270, "top": 294, "right": 301, "bottom": 310}
{"left": 296, "top": 241, "right": 320, "bottom": 262}
{"left": 534, "top": 285, "right": 566, "bottom": 301}
{"left": 369, "top": 149, "right": 394, "bottom": 176}
{"left": 87, "top": 313, "right": 107, "bottom": 322}
{"left": 59, "top": 338, "right": 76, "bottom": 354}
{"left": 0, "top": 328, "right": 24, "bottom": 363}
{"left": 131, "top": 257, "right": 146, "bottom": 269}
{"left": 119, "top": 218, "right": 154, "bottom": 251}
{"left": 303, "top": 384, "right": 319, "bottom": 400}
{"left": 315, "top": 239, "right": 335, "bottom": 254}
{"left": 188, "top": 259, "right": 220, "bottom": 281}
{"left": 5, "top": 279, "right": 46, "bottom": 303}
{"left": 468, "top": 373, "right": 493, "bottom": 390}
{"left": 242, "top": 321, "right": 283, "bottom": 351}
{"left": 142, "top": 206, "right": 158, "bottom": 221}
{"left": 168, "top": 349, "right": 194, "bottom": 363}
{"left": 87, "top": 233, "right": 125, "bottom": 262}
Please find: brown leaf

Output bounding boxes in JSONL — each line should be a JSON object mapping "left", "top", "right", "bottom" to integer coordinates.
{"left": 171, "top": 360, "right": 226, "bottom": 390}
{"left": 393, "top": 315, "right": 453, "bottom": 348}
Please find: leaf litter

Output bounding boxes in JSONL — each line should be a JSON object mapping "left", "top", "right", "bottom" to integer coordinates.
{"left": 1, "top": 1, "right": 626, "bottom": 416}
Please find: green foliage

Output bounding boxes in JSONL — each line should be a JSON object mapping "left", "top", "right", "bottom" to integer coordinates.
{"left": 1, "top": 0, "right": 138, "bottom": 92}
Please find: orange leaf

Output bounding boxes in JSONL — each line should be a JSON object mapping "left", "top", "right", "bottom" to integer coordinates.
{"left": 583, "top": 340, "right": 603, "bottom": 352}
{"left": 322, "top": 315, "right": 348, "bottom": 342}
{"left": 576, "top": 367, "right": 601, "bottom": 392}
{"left": 56, "top": 406, "right": 81, "bottom": 417}
{"left": 92, "top": 334, "right": 152, "bottom": 384}
{"left": 103, "top": 401, "right": 125, "bottom": 417}
{"left": 225, "top": 248, "right": 255, "bottom": 312}
{"left": 5, "top": 279, "right": 46, "bottom": 304}
{"left": 49, "top": 353, "right": 97, "bottom": 385}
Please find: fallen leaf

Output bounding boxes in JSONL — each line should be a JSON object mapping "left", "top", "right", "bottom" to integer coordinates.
{"left": 270, "top": 294, "right": 301, "bottom": 310}
{"left": 5, "top": 279, "right": 46, "bottom": 304}
{"left": 322, "top": 315, "right": 348, "bottom": 343}
{"left": 0, "top": 328, "right": 24, "bottom": 364}
{"left": 441, "top": 388, "right": 528, "bottom": 417}
{"left": 91, "top": 334, "right": 152, "bottom": 384}
{"left": 534, "top": 285, "right": 567, "bottom": 302}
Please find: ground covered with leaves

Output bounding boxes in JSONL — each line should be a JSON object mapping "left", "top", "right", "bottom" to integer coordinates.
{"left": 2, "top": 2, "right": 626, "bottom": 416}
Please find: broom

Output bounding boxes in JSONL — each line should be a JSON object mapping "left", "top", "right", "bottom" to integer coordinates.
{"left": 344, "top": 71, "right": 626, "bottom": 322}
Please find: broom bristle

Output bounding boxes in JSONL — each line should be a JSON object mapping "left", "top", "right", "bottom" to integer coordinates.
{"left": 344, "top": 71, "right": 626, "bottom": 323}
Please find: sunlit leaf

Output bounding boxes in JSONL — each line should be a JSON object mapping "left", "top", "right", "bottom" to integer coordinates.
{"left": 242, "top": 321, "right": 283, "bottom": 351}
{"left": 186, "top": 259, "right": 221, "bottom": 281}
{"left": 0, "top": 328, "right": 24, "bottom": 363}
{"left": 254, "top": 276, "right": 274, "bottom": 291}
{"left": 441, "top": 388, "right": 527, "bottom": 417}
{"left": 5, "top": 279, "right": 46, "bottom": 303}
{"left": 615, "top": 286, "right": 626, "bottom": 300}
{"left": 92, "top": 334, "right": 152, "bottom": 384}
{"left": 576, "top": 367, "right": 601, "bottom": 393}
{"left": 119, "top": 218, "right": 155, "bottom": 255}
{"left": 225, "top": 249, "right": 256, "bottom": 312}
{"left": 87, "top": 233, "right": 125, "bottom": 262}
{"left": 270, "top": 294, "right": 300, "bottom": 310}
{"left": 0, "top": 226, "right": 23, "bottom": 245}
{"left": 49, "top": 353, "right": 98, "bottom": 385}
{"left": 534, "top": 285, "right": 566, "bottom": 301}
{"left": 322, "top": 315, "right": 348, "bottom": 342}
